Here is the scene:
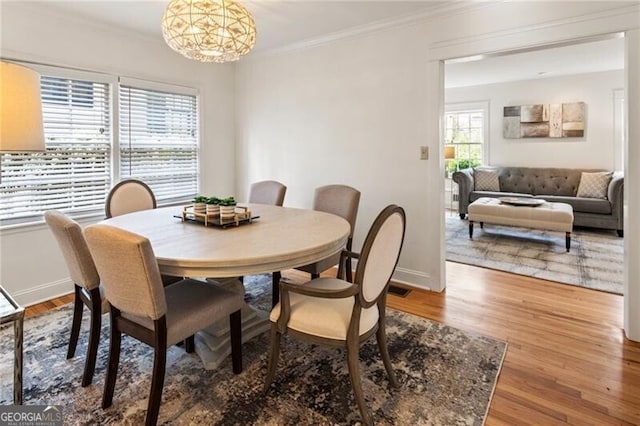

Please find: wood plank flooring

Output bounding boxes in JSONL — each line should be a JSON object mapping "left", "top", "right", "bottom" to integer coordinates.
{"left": 24, "top": 263, "right": 640, "bottom": 424}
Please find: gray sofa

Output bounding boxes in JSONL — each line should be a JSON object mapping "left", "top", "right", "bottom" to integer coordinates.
{"left": 452, "top": 167, "right": 624, "bottom": 236}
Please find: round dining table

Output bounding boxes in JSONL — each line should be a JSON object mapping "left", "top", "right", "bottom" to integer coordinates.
{"left": 98, "top": 203, "right": 351, "bottom": 278}
{"left": 98, "top": 203, "right": 351, "bottom": 370}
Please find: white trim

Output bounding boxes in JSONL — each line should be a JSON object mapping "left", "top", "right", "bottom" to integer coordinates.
{"left": 430, "top": 4, "right": 639, "bottom": 60}
{"left": 613, "top": 88, "right": 625, "bottom": 172}
{"left": 12, "top": 278, "right": 73, "bottom": 308}
{"left": 392, "top": 267, "right": 439, "bottom": 292}
{"left": 248, "top": 2, "right": 494, "bottom": 60}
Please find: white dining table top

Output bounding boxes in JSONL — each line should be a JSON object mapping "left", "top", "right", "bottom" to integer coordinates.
{"left": 98, "top": 204, "right": 351, "bottom": 278}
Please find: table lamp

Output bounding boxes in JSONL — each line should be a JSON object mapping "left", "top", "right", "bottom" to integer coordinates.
{"left": 1, "top": 61, "right": 45, "bottom": 183}
{"left": 444, "top": 145, "right": 456, "bottom": 178}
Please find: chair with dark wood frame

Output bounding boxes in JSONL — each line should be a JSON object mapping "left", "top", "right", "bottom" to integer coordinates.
{"left": 44, "top": 210, "right": 107, "bottom": 387}
{"left": 105, "top": 178, "right": 157, "bottom": 219}
{"left": 265, "top": 204, "right": 406, "bottom": 426}
{"left": 85, "top": 224, "right": 244, "bottom": 426}
{"left": 248, "top": 180, "right": 287, "bottom": 306}
{"left": 296, "top": 184, "right": 360, "bottom": 283}
{"left": 105, "top": 178, "right": 181, "bottom": 286}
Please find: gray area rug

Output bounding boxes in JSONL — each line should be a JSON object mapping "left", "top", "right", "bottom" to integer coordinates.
{"left": 446, "top": 214, "right": 624, "bottom": 294}
{"left": 0, "top": 275, "right": 506, "bottom": 425}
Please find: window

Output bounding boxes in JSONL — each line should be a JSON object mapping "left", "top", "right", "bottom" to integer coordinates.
{"left": 0, "top": 76, "right": 111, "bottom": 223}
{"left": 119, "top": 84, "right": 199, "bottom": 203}
{"left": 0, "top": 66, "right": 200, "bottom": 225}
{"left": 444, "top": 101, "right": 489, "bottom": 174}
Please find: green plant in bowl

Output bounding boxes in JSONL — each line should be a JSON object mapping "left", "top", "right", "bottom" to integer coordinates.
{"left": 206, "top": 196, "right": 220, "bottom": 205}
{"left": 194, "top": 195, "right": 208, "bottom": 204}
{"left": 219, "top": 196, "right": 236, "bottom": 206}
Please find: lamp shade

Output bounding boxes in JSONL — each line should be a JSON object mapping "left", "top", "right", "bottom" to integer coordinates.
{"left": 0, "top": 62, "right": 45, "bottom": 152}
{"left": 162, "top": 0, "right": 256, "bottom": 63}
{"left": 444, "top": 146, "right": 456, "bottom": 160}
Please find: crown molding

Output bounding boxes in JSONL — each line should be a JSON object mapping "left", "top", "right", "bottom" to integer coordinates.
{"left": 429, "top": 3, "right": 640, "bottom": 59}
{"left": 245, "top": 1, "right": 498, "bottom": 61}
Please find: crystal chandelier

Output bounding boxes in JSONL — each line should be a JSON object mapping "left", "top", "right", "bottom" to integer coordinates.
{"left": 162, "top": 0, "right": 256, "bottom": 63}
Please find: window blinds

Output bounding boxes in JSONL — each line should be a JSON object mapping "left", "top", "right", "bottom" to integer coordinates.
{"left": 119, "top": 85, "right": 198, "bottom": 202}
{"left": 0, "top": 76, "right": 111, "bottom": 222}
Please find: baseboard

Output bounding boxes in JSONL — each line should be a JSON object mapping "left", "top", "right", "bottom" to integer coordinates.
{"left": 12, "top": 278, "right": 73, "bottom": 307}
{"left": 392, "top": 267, "right": 441, "bottom": 292}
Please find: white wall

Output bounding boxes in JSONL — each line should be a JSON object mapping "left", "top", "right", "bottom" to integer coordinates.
{"left": 236, "top": 1, "right": 639, "bottom": 292}
{"left": 0, "top": 2, "right": 236, "bottom": 305}
{"left": 236, "top": 24, "right": 434, "bottom": 288}
{"left": 446, "top": 70, "right": 624, "bottom": 169}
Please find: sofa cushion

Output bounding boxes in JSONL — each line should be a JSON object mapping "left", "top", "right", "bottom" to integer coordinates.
{"left": 576, "top": 171, "right": 612, "bottom": 199}
{"left": 534, "top": 195, "right": 612, "bottom": 215}
{"left": 474, "top": 168, "right": 500, "bottom": 191}
{"left": 498, "top": 167, "right": 585, "bottom": 196}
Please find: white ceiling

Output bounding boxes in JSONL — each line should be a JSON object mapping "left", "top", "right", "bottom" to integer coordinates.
{"left": 34, "top": 0, "right": 445, "bottom": 53}
{"left": 25, "top": 1, "right": 625, "bottom": 86}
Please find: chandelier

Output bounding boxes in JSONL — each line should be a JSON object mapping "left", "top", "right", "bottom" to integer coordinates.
{"left": 162, "top": 0, "right": 256, "bottom": 63}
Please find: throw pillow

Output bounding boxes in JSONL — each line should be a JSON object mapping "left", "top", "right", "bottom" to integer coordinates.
{"left": 474, "top": 168, "right": 500, "bottom": 191}
{"left": 576, "top": 172, "right": 612, "bottom": 199}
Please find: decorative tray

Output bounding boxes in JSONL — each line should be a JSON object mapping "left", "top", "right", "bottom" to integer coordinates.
{"left": 499, "top": 197, "right": 545, "bottom": 207}
{"left": 177, "top": 205, "right": 259, "bottom": 228}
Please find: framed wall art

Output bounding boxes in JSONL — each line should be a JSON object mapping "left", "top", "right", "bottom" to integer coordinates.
{"left": 503, "top": 102, "right": 585, "bottom": 139}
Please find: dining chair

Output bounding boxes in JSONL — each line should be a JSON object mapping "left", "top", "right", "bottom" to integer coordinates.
{"left": 296, "top": 184, "right": 360, "bottom": 282}
{"left": 248, "top": 180, "right": 287, "bottom": 307}
{"left": 44, "top": 210, "right": 108, "bottom": 387}
{"left": 265, "top": 204, "right": 406, "bottom": 426}
{"left": 105, "top": 178, "right": 156, "bottom": 218}
{"left": 105, "top": 178, "right": 181, "bottom": 286}
{"left": 85, "top": 224, "right": 244, "bottom": 426}
{"left": 248, "top": 180, "right": 287, "bottom": 206}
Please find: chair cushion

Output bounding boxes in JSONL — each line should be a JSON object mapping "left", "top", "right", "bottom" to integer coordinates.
{"left": 123, "top": 279, "right": 243, "bottom": 346}
{"left": 270, "top": 278, "right": 379, "bottom": 340}
{"left": 576, "top": 171, "right": 612, "bottom": 199}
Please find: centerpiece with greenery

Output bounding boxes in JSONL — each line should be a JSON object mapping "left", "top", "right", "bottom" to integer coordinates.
{"left": 219, "top": 196, "right": 236, "bottom": 220}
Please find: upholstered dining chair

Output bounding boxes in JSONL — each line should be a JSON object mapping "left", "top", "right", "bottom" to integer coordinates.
{"left": 296, "top": 184, "right": 360, "bottom": 282}
{"left": 265, "top": 205, "right": 406, "bottom": 426}
{"left": 248, "top": 180, "right": 287, "bottom": 306}
{"left": 44, "top": 210, "right": 108, "bottom": 388}
{"left": 105, "top": 178, "right": 181, "bottom": 286}
{"left": 105, "top": 178, "right": 156, "bottom": 218}
{"left": 248, "top": 180, "right": 287, "bottom": 206}
{"left": 85, "top": 224, "right": 244, "bottom": 426}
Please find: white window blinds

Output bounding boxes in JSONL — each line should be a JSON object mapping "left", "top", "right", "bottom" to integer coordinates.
{"left": 0, "top": 76, "right": 111, "bottom": 222}
{"left": 119, "top": 85, "right": 199, "bottom": 202}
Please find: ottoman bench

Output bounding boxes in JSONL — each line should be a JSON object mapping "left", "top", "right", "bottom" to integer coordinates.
{"left": 468, "top": 197, "right": 574, "bottom": 252}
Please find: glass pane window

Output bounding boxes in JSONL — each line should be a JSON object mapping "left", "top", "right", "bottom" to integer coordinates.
{"left": 0, "top": 76, "right": 111, "bottom": 223}
{"left": 119, "top": 86, "right": 199, "bottom": 203}
{"left": 444, "top": 105, "right": 487, "bottom": 173}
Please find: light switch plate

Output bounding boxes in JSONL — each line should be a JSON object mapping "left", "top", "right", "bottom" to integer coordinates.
{"left": 420, "top": 146, "right": 429, "bottom": 160}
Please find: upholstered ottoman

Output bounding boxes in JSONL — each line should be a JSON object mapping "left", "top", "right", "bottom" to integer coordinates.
{"left": 468, "top": 197, "right": 574, "bottom": 252}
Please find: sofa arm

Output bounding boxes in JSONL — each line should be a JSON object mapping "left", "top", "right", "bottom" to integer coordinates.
{"left": 452, "top": 168, "right": 474, "bottom": 218}
{"left": 608, "top": 172, "right": 624, "bottom": 232}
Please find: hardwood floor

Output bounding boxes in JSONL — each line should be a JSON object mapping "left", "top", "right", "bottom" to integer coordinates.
{"left": 25, "top": 263, "right": 640, "bottom": 424}
{"left": 385, "top": 262, "right": 640, "bottom": 425}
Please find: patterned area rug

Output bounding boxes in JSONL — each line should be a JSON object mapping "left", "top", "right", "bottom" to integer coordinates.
{"left": 0, "top": 275, "right": 506, "bottom": 425}
{"left": 446, "top": 215, "right": 624, "bottom": 294}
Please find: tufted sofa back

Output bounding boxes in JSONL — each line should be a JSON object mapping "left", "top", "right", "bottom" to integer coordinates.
{"left": 497, "top": 167, "right": 606, "bottom": 196}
